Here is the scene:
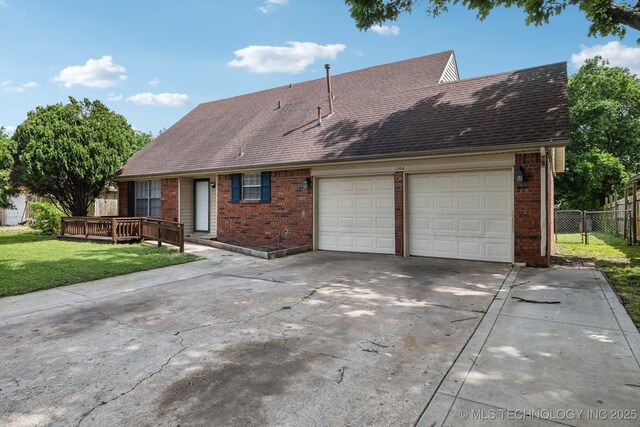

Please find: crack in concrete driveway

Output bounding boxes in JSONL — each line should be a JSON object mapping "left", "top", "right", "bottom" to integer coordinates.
{"left": 0, "top": 251, "right": 512, "bottom": 426}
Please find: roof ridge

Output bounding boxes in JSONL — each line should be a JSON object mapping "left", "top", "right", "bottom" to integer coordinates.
{"left": 197, "top": 50, "right": 455, "bottom": 107}
{"left": 438, "top": 61, "right": 568, "bottom": 87}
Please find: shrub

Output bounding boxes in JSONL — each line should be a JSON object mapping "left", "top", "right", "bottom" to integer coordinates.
{"left": 31, "top": 202, "right": 64, "bottom": 235}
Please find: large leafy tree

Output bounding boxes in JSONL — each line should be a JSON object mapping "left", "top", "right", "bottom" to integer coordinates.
{"left": 0, "top": 127, "right": 18, "bottom": 209}
{"left": 12, "top": 97, "right": 150, "bottom": 216}
{"left": 345, "top": 0, "right": 640, "bottom": 40}
{"left": 556, "top": 57, "right": 640, "bottom": 209}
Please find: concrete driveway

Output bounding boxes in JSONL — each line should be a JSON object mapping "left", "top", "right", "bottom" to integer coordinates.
{"left": 0, "top": 250, "right": 511, "bottom": 426}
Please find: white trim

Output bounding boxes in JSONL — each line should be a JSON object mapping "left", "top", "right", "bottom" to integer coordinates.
{"left": 177, "top": 177, "right": 181, "bottom": 223}
{"left": 540, "top": 147, "right": 547, "bottom": 257}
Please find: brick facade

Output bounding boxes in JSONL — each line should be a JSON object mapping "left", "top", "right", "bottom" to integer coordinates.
{"left": 217, "top": 169, "right": 313, "bottom": 249}
{"left": 118, "top": 153, "right": 554, "bottom": 266}
{"left": 514, "top": 152, "right": 551, "bottom": 267}
{"left": 117, "top": 181, "right": 128, "bottom": 217}
{"left": 394, "top": 172, "right": 404, "bottom": 256}
{"left": 160, "top": 178, "right": 179, "bottom": 222}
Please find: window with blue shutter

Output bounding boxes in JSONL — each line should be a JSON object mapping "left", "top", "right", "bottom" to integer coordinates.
{"left": 231, "top": 174, "right": 241, "bottom": 203}
{"left": 261, "top": 172, "right": 271, "bottom": 203}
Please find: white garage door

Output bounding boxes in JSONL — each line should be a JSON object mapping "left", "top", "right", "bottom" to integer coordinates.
{"left": 317, "top": 176, "right": 394, "bottom": 254}
{"left": 408, "top": 170, "right": 513, "bottom": 262}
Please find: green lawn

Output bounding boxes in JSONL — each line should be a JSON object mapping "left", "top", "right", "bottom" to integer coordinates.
{"left": 555, "top": 233, "right": 640, "bottom": 329}
{"left": 0, "top": 229, "right": 201, "bottom": 297}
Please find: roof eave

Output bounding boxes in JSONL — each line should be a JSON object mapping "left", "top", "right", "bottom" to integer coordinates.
{"left": 115, "top": 138, "right": 570, "bottom": 180}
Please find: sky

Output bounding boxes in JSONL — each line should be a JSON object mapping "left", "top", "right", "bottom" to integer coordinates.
{"left": 1, "top": 0, "right": 639, "bottom": 135}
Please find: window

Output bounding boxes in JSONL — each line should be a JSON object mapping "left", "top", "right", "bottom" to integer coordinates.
{"left": 135, "top": 180, "right": 161, "bottom": 217}
{"left": 242, "top": 173, "right": 261, "bottom": 200}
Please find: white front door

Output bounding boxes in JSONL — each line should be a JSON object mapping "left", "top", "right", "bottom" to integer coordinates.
{"left": 317, "top": 176, "right": 395, "bottom": 254}
{"left": 407, "top": 170, "right": 513, "bottom": 262}
{"left": 194, "top": 180, "right": 210, "bottom": 232}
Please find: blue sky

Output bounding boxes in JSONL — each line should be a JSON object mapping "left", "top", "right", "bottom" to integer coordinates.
{"left": 1, "top": 0, "right": 639, "bottom": 135}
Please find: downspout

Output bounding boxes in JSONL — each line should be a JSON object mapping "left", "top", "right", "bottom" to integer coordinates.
{"left": 540, "top": 147, "right": 547, "bottom": 257}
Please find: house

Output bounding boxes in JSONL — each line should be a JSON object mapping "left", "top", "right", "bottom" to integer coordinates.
{"left": 116, "top": 51, "right": 569, "bottom": 267}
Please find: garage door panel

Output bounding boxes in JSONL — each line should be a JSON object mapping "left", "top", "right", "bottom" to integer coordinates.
{"left": 408, "top": 170, "right": 513, "bottom": 262}
{"left": 318, "top": 176, "right": 394, "bottom": 254}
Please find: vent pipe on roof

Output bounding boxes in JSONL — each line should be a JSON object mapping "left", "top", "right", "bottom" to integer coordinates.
{"left": 317, "top": 106, "right": 322, "bottom": 126}
{"left": 324, "top": 64, "right": 334, "bottom": 115}
{"left": 277, "top": 100, "right": 282, "bottom": 109}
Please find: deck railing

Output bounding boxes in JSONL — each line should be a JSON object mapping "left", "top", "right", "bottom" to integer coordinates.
{"left": 60, "top": 217, "right": 184, "bottom": 252}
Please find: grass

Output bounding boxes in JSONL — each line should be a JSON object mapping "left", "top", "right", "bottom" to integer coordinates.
{"left": 555, "top": 232, "right": 640, "bottom": 329}
{"left": 0, "top": 229, "right": 202, "bottom": 297}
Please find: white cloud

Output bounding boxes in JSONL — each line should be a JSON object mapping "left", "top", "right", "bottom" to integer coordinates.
{"left": 370, "top": 24, "right": 400, "bottom": 37}
{"left": 107, "top": 92, "right": 123, "bottom": 102}
{"left": 2, "top": 80, "right": 39, "bottom": 93}
{"left": 571, "top": 41, "right": 640, "bottom": 75}
{"left": 259, "top": 0, "right": 288, "bottom": 13}
{"left": 148, "top": 78, "right": 160, "bottom": 87}
{"left": 53, "top": 55, "right": 127, "bottom": 88}
{"left": 126, "top": 92, "right": 190, "bottom": 106}
{"left": 228, "top": 41, "right": 346, "bottom": 74}
{"left": 2, "top": 125, "right": 16, "bottom": 135}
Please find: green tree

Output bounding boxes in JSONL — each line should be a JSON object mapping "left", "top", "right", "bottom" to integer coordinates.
{"left": 556, "top": 57, "right": 640, "bottom": 209}
{"left": 344, "top": 0, "right": 640, "bottom": 40}
{"left": 12, "top": 97, "right": 149, "bottom": 216}
{"left": 0, "top": 127, "right": 18, "bottom": 209}
{"left": 558, "top": 149, "right": 629, "bottom": 209}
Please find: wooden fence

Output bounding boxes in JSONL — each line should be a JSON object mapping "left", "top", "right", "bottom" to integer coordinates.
{"left": 60, "top": 217, "right": 184, "bottom": 252}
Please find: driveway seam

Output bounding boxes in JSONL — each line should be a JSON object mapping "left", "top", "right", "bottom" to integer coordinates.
{"left": 592, "top": 269, "right": 640, "bottom": 368}
{"left": 438, "top": 266, "right": 522, "bottom": 425}
{"left": 496, "top": 312, "right": 623, "bottom": 332}
{"left": 413, "top": 265, "right": 518, "bottom": 427}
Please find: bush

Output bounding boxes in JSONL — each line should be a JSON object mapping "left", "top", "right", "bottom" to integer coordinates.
{"left": 31, "top": 202, "right": 64, "bottom": 235}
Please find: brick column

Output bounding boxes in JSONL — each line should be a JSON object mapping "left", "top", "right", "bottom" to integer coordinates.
{"left": 394, "top": 172, "right": 404, "bottom": 256}
{"left": 161, "top": 178, "right": 179, "bottom": 222}
{"left": 514, "top": 153, "right": 548, "bottom": 267}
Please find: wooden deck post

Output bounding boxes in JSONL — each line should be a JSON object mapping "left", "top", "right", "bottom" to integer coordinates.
{"left": 624, "top": 188, "right": 629, "bottom": 241}
{"left": 157, "top": 222, "right": 162, "bottom": 247}
{"left": 633, "top": 182, "right": 638, "bottom": 245}
{"left": 84, "top": 218, "right": 89, "bottom": 238}
{"left": 111, "top": 218, "right": 117, "bottom": 243}
{"left": 179, "top": 223, "right": 184, "bottom": 253}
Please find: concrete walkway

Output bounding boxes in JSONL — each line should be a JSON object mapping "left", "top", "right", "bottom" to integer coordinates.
{"left": 0, "top": 242, "right": 260, "bottom": 320}
{"left": 419, "top": 265, "right": 640, "bottom": 426}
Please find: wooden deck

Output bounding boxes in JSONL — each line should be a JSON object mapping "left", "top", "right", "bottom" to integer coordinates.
{"left": 60, "top": 217, "right": 185, "bottom": 252}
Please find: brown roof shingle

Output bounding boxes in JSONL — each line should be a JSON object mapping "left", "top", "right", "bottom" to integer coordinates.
{"left": 119, "top": 51, "right": 569, "bottom": 178}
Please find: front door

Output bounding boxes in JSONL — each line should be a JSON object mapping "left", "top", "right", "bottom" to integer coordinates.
{"left": 194, "top": 179, "right": 210, "bottom": 232}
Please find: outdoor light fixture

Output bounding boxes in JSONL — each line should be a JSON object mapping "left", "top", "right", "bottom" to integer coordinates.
{"left": 515, "top": 166, "right": 525, "bottom": 183}
{"left": 304, "top": 177, "right": 313, "bottom": 190}
{"left": 210, "top": 182, "right": 216, "bottom": 189}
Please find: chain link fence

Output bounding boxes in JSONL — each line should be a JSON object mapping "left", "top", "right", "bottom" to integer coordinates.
{"left": 555, "top": 209, "right": 630, "bottom": 245}
{"left": 555, "top": 210, "right": 584, "bottom": 243}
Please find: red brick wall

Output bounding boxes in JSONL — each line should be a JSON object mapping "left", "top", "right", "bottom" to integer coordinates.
{"left": 217, "top": 169, "right": 313, "bottom": 249}
{"left": 514, "top": 153, "right": 549, "bottom": 267}
{"left": 161, "top": 178, "right": 179, "bottom": 222}
{"left": 394, "top": 172, "right": 404, "bottom": 256}
{"left": 118, "top": 181, "right": 128, "bottom": 216}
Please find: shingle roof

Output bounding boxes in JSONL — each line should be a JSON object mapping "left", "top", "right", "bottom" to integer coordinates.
{"left": 118, "top": 51, "right": 569, "bottom": 178}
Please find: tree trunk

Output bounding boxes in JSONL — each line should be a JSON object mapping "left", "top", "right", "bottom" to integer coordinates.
{"left": 608, "top": 5, "right": 640, "bottom": 32}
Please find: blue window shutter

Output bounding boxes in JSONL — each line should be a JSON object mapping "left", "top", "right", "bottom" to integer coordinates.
{"left": 261, "top": 172, "right": 271, "bottom": 203}
{"left": 127, "top": 181, "right": 135, "bottom": 217}
{"left": 231, "top": 174, "right": 241, "bottom": 203}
